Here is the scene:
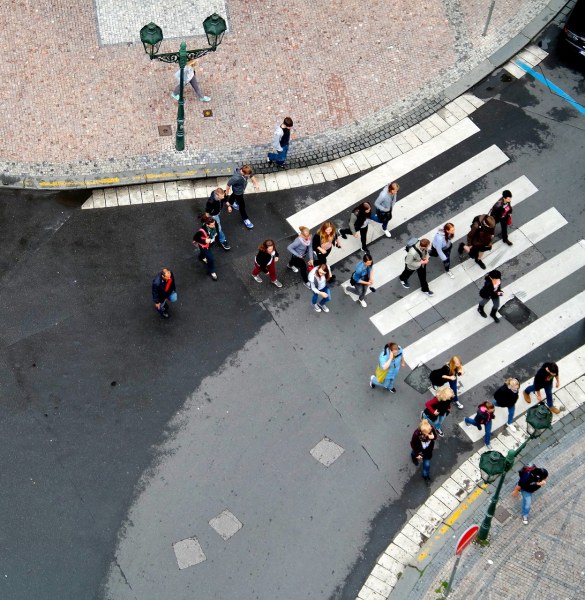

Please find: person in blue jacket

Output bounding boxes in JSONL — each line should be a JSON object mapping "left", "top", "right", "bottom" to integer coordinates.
{"left": 152, "top": 267, "right": 177, "bottom": 319}
{"left": 369, "top": 342, "right": 406, "bottom": 394}
{"left": 348, "top": 253, "right": 374, "bottom": 308}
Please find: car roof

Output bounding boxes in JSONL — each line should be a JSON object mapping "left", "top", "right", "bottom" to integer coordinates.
{"left": 566, "top": 0, "right": 585, "bottom": 36}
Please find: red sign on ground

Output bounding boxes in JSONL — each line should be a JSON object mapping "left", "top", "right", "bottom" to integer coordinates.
{"left": 455, "top": 525, "right": 479, "bottom": 555}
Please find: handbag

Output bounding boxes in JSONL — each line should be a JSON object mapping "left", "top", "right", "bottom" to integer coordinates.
{"left": 375, "top": 365, "right": 388, "bottom": 383}
{"left": 507, "top": 214, "right": 513, "bottom": 226}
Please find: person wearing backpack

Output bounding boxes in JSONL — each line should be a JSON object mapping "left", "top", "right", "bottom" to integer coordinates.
{"left": 348, "top": 253, "right": 374, "bottom": 308}
{"left": 193, "top": 215, "right": 218, "bottom": 280}
{"left": 370, "top": 180, "right": 400, "bottom": 238}
{"left": 399, "top": 238, "right": 434, "bottom": 296}
{"left": 431, "top": 222, "right": 455, "bottom": 279}
{"left": 369, "top": 341, "right": 406, "bottom": 393}
{"left": 478, "top": 269, "right": 504, "bottom": 323}
{"left": 205, "top": 187, "right": 232, "bottom": 251}
{"left": 464, "top": 401, "right": 496, "bottom": 449}
{"left": 489, "top": 189, "right": 513, "bottom": 246}
{"left": 458, "top": 214, "right": 496, "bottom": 269}
{"left": 512, "top": 465, "right": 548, "bottom": 524}
{"left": 339, "top": 201, "right": 373, "bottom": 253}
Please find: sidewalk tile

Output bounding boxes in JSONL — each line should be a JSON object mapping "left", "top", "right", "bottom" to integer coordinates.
{"left": 418, "top": 118, "right": 442, "bottom": 137}
{"left": 400, "top": 129, "right": 422, "bottom": 149}
{"left": 328, "top": 158, "right": 350, "bottom": 179}
{"left": 391, "top": 133, "right": 414, "bottom": 153}
{"left": 401, "top": 523, "right": 426, "bottom": 546}
{"left": 423, "top": 496, "right": 451, "bottom": 519}
{"left": 369, "top": 143, "right": 392, "bottom": 163}
{"left": 496, "top": 431, "right": 520, "bottom": 451}
{"left": 408, "top": 513, "right": 436, "bottom": 538}
{"left": 517, "top": 48, "right": 541, "bottom": 67}
{"left": 371, "top": 564, "right": 398, "bottom": 588}
{"left": 351, "top": 151, "right": 372, "bottom": 171}
{"left": 357, "top": 584, "right": 386, "bottom": 600}
{"left": 153, "top": 183, "right": 167, "bottom": 202}
{"left": 415, "top": 504, "right": 443, "bottom": 529}
{"left": 452, "top": 96, "right": 476, "bottom": 115}
{"left": 427, "top": 112, "right": 450, "bottom": 132}
{"left": 363, "top": 574, "right": 394, "bottom": 598}
{"left": 320, "top": 163, "right": 338, "bottom": 181}
{"left": 275, "top": 170, "right": 291, "bottom": 190}
{"left": 116, "top": 186, "right": 130, "bottom": 206}
{"left": 285, "top": 169, "right": 304, "bottom": 188}
{"left": 461, "top": 93, "right": 485, "bottom": 109}
{"left": 385, "top": 542, "right": 415, "bottom": 564}
{"left": 81, "top": 196, "right": 94, "bottom": 210}
{"left": 378, "top": 553, "right": 404, "bottom": 577}
{"left": 193, "top": 180, "right": 208, "bottom": 199}
{"left": 566, "top": 380, "right": 585, "bottom": 406}
{"left": 165, "top": 181, "right": 179, "bottom": 201}
{"left": 441, "top": 476, "right": 468, "bottom": 502}
{"left": 556, "top": 388, "right": 580, "bottom": 412}
{"left": 437, "top": 107, "right": 459, "bottom": 126}
{"left": 433, "top": 487, "right": 460, "bottom": 512}
{"left": 253, "top": 174, "right": 267, "bottom": 193}
{"left": 177, "top": 181, "right": 194, "bottom": 200}
{"left": 459, "top": 460, "right": 482, "bottom": 483}
{"left": 141, "top": 185, "right": 155, "bottom": 203}
{"left": 297, "top": 169, "right": 314, "bottom": 186}
{"left": 205, "top": 182, "right": 217, "bottom": 197}
{"left": 526, "top": 43, "right": 548, "bottom": 61}
{"left": 489, "top": 438, "right": 509, "bottom": 455}
{"left": 445, "top": 100, "right": 468, "bottom": 120}
{"left": 410, "top": 123, "right": 432, "bottom": 144}
{"left": 393, "top": 531, "right": 421, "bottom": 556}
{"left": 361, "top": 148, "right": 383, "bottom": 168}
{"left": 92, "top": 190, "right": 105, "bottom": 209}
{"left": 450, "top": 468, "right": 480, "bottom": 495}
{"left": 340, "top": 155, "right": 360, "bottom": 175}
{"left": 307, "top": 165, "right": 325, "bottom": 184}
{"left": 378, "top": 138, "right": 403, "bottom": 158}
{"left": 216, "top": 177, "right": 229, "bottom": 188}
{"left": 104, "top": 188, "right": 118, "bottom": 207}
{"left": 264, "top": 173, "right": 279, "bottom": 192}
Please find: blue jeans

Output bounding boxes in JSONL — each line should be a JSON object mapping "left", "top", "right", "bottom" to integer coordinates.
{"left": 372, "top": 376, "right": 395, "bottom": 391}
{"left": 410, "top": 453, "right": 431, "bottom": 478}
{"left": 424, "top": 413, "right": 447, "bottom": 431}
{"left": 211, "top": 215, "right": 227, "bottom": 243}
{"left": 312, "top": 286, "right": 331, "bottom": 306}
{"left": 198, "top": 247, "right": 215, "bottom": 273}
{"left": 492, "top": 398, "right": 515, "bottom": 425}
{"left": 525, "top": 381, "right": 553, "bottom": 407}
{"left": 268, "top": 144, "right": 289, "bottom": 165}
{"left": 158, "top": 291, "right": 177, "bottom": 314}
{"left": 521, "top": 490, "right": 532, "bottom": 517}
{"left": 464, "top": 416, "right": 492, "bottom": 445}
{"left": 449, "top": 378, "right": 459, "bottom": 403}
{"left": 370, "top": 209, "right": 392, "bottom": 230}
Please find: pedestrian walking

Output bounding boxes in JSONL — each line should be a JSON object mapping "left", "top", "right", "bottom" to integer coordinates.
{"left": 489, "top": 189, "right": 513, "bottom": 246}
{"left": 422, "top": 386, "right": 455, "bottom": 438}
{"left": 410, "top": 419, "right": 438, "bottom": 483}
{"left": 193, "top": 215, "right": 218, "bottom": 280}
{"left": 312, "top": 222, "right": 341, "bottom": 274}
{"left": 267, "top": 117, "right": 293, "bottom": 168}
{"left": 370, "top": 181, "right": 400, "bottom": 238}
{"left": 523, "top": 362, "right": 561, "bottom": 414}
{"left": 512, "top": 464, "right": 548, "bottom": 524}
{"left": 308, "top": 262, "right": 332, "bottom": 313}
{"left": 399, "top": 238, "right": 434, "bottom": 295}
{"left": 458, "top": 214, "right": 496, "bottom": 269}
{"left": 252, "top": 239, "right": 282, "bottom": 287}
{"left": 464, "top": 401, "right": 496, "bottom": 449}
{"left": 369, "top": 342, "right": 406, "bottom": 393}
{"left": 286, "top": 226, "right": 313, "bottom": 288}
{"left": 478, "top": 269, "right": 504, "bottom": 323}
{"left": 171, "top": 59, "right": 210, "bottom": 102}
{"left": 205, "top": 187, "right": 232, "bottom": 251}
{"left": 348, "top": 253, "right": 374, "bottom": 308}
{"left": 152, "top": 267, "right": 177, "bottom": 319}
{"left": 225, "top": 165, "right": 260, "bottom": 229}
{"left": 429, "top": 356, "right": 465, "bottom": 409}
{"left": 431, "top": 223, "right": 455, "bottom": 279}
{"left": 492, "top": 377, "right": 520, "bottom": 432}
{"left": 339, "top": 202, "right": 373, "bottom": 252}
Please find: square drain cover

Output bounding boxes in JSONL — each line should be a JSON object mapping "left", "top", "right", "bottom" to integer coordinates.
{"left": 158, "top": 125, "right": 172, "bottom": 136}
{"left": 499, "top": 297, "right": 538, "bottom": 330}
{"left": 405, "top": 363, "right": 432, "bottom": 394}
{"left": 494, "top": 505, "right": 511, "bottom": 524}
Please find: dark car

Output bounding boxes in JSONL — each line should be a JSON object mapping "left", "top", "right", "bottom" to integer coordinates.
{"left": 563, "top": 0, "right": 585, "bottom": 57}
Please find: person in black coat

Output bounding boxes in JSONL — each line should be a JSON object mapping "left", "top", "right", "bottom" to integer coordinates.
{"left": 512, "top": 465, "right": 548, "bottom": 524}
{"left": 410, "top": 420, "right": 437, "bottom": 483}
{"left": 489, "top": 190, "right": 513, "bottom": 246}
{"left": 492, "top": 377, "right": 520, "bottom": 431}
{"left": 152, "top": 267, "right": 177, "bottom": 318}
{"left": 523, "top": 362, "right": 561, "bottom": 413}
{"left": 478, "top": 269, "right": 504, "bottom": 322}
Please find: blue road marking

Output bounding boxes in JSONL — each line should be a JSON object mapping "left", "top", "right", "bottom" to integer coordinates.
{"left": 515, "top": 59, "right": 585, "bottom": 115}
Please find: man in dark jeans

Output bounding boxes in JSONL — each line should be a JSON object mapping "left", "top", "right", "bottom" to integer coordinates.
{"left": 152, "top": 268, "right": 177, "bottom": 318}
{"left": 399, "top": 238, "right": 434, "bottom": 296}
{"left": 268, "top": 117, "right": 293, "bottom": 168}
{"left": 225, "top": 165, "right": 260, "bottom": 230}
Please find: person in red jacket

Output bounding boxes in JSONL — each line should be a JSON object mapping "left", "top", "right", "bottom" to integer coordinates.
{"left": 151, "top": 267, "right": 177, "bottom": 318}
{"left": 422, "top": 387, "right": 454, "bottom": 438}
{"left": 252, "top": 239, "right": 282, "bottom": 287}
{"left": 193, "top": 216, "right": 218, "bottom": 281}
{"left": 464, "top": 401, "right": 496, "bottom": 450}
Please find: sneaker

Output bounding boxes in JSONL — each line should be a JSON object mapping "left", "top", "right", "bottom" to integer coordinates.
{"left": 160, "top": 310, "right": 170, "bottom": 319}
{"left": 523, "top": 390, "right": 532, "bottom": 404}
{"left": 369, "top": 376, "right": 375, "bottom": 389}
{"left": 522, "top": 516, "right": 529, "bottom": 525}
{"left": 231, "top": 201, "right": 240, "bottom": 210}
{"left": 447, "top": 271, "right": 455, "bottom": 279}
{"left": 383, "top": 229, "right": 392, "bottom": 238}
{"left": 243, "top": 219, "right": 254, "bottom": 229}
{"left": 437, "top": 429, "right": 445, "bottom": 438}
{"left": 504, "top": 240, "right": 513, "bottom": 246}
{"left": 478, "top": 306, "right": 488, "bottom": 318}
{"left": 506, "top": 423, "right": 517, "bottom": 432}
{"left": 485, "top": 444, "right": 493, "bottom": 450}
{"left": 423, "top": 475, "right": 432, "bottom": 484}
{"left": 475, "top": 259, "right": 486, "bottom": 269}
{"left": 320, "top": 305, "right": 330, "bottom": 313}
{"left": 340, "top": 231, "right": 348, "bottom": 240}
{"left": 272, "top": 280, "right": 283, "bottom": 288}
{"left": 359, "top": 299, "right": 367, "bottom": 308}
{"left": 361, "top": 246, "right": 369, "bottom": 253}
{"left": 200, "top": 257, "right": 208, "bottom": 264}
{"left": 304, "top": 282, "right": 311, "bottom": 289}
{"left": 252, "top": 274, "right": 262, "bottom": 283}
{"left": 313, "top": 304, "right": 322, "bottom": 313}
{"left": 170, "top": 92, "right": 180, "bottom": 101}
{"left": 455, "top": 400, "right": 464, "bottom": 409}
{"left": 465, "top": 420, "right": 472, "bottom": 427}
{"left": 400, "top": 280, "right": 410, "bottom": 289}
{"left": 210, "top": 272, "right": 218, "bottom": 281}
{"left": 549, "top": 406, "right": 561, "bottom": 414}
{"left": 199, "top": 96, "right": 211, "bottom": 102}
{"left": 287, "top": 265, "right": 299, "bottom": 273}
{"left": 219, "top": 241, "right": 231, "bottom": 251}
{"left": 423, "top": 290, "right": 434, "bottom": 296}
{"left": 388, "top": 387, "right": 397, "bottom": 394}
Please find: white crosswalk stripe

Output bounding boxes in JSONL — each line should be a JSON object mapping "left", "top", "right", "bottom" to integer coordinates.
{"left": 286, "top": 118, "right": 481, "bottom": 232}
{"left": 403, "top": 240, "right": 585, "bottom": 367}
{"left": 370, "top": 207, "right": 568, "bottom": 335}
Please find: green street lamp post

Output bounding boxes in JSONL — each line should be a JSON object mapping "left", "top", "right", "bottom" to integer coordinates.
{"left": 476, "top": 404, "right": 552, "bottom": 543}
{"left": 140, "top": 14, "right": 227, "bottom": 151}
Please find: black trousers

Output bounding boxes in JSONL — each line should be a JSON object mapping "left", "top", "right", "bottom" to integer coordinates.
{"left": 233, "top": 193, "right": 249, "bottom": 221}
{"left": 399, "top": 265, "right": 429, "bottom": 292}
{"left": 288, "top": 254, "right": 309, "bottom": 283}
{"left": 339, "top": 226, "right": 368, "bottom": 250}
{"left": 498, "top": 218, "right": 509, "bottom": 242}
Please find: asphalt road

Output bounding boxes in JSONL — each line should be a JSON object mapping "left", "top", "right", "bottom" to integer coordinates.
{"left": 0, "top": 23, "right": 583, "bottom": 600}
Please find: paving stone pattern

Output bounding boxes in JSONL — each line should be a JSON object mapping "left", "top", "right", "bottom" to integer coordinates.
{"left": 0, "top": 0, "right": 551, "bottom": 179}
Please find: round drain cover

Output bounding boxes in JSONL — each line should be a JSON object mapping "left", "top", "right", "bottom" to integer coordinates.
{"left": 534, "top": 550, "right": 545, "bottom": 560}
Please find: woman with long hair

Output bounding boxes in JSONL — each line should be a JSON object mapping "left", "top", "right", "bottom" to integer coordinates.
{"left": 349, "top": 253, "right": 374, "bottom": 308}
{"left": 431, "top": 222, "right": 455, "bottom": 279}
{"left": 371, "top": 181, "right": 400, "bottom": 238}
{"left": 308, "top": 262, "right": 332, "bottom": 313}
{"left": 252, "top": 239, "right": 282, "bottom": 287}
{"left": 465, "top": 401, "right": 496, "bottom": 450}
{"left": 312, "top": 221, "right": 341, "bottom": 266}
{"left": 422, "top": 386, "right": 455, "bottom": 438}
{"left": 339, "top": 201, "right": 373, "bottom": 252}
{"left": 429, "top": 355, "right": 465, "bottom": 409}
{"left": 369, "top": 341, "right": 406, "bottom": 394}
{"left": 287, "top": 226, "right": 313, "bottom": 288}
{"left": 410, "top": 419, "right": 437, "bottom": 483}
{"left": 492, "top": 377, "right": 520, "bottom": 432}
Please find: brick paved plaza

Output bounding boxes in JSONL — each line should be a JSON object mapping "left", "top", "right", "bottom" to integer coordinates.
{"left": 1, "top": 0, "right": 550, "bottom": 177}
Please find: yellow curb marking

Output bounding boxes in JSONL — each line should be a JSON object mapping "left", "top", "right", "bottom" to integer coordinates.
{"left": 417, "top": 485, "right": 486, "bottom": 561}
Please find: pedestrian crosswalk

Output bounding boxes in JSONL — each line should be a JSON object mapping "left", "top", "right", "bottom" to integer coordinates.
{"left": 284, "top": 116, "right": 585, "bottom": 446}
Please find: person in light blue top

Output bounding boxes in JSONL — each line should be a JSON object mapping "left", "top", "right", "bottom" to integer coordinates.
{"left": 347, "top": 253, "right": 374, "bottom": 308}
{"left": 371, "top": 181, "right": 400, "bottom": 238}
{"left": 369, "top": 342, "right": 406, "bottom": 394}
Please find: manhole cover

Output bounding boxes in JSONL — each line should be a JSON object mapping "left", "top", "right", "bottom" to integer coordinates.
{"left": 534, "top": 550, "right": 546, "bottom": 561}
{"left": 405, "top": 363, "right": 433, "bottom": 394}
{"left": 499, "top": 297, "right": 538, "bottom": 330}
{"left": 158, "top": 125, "right": 172, "bottom": 136}
{"left": 203, "top": 109, "right": 213, "bottom": 118}
{"left": 494, "top": 505, "right": 511, "bottom": 524}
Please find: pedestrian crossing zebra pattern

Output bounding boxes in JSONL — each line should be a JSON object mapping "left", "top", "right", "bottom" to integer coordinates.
{"left": 284, "top": 115, "right": 585, "bottom": 446}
